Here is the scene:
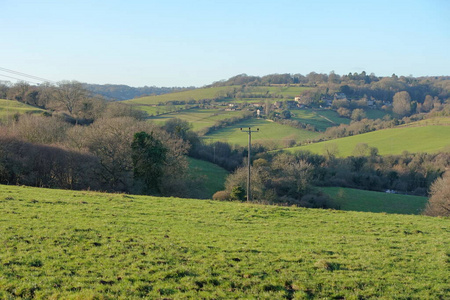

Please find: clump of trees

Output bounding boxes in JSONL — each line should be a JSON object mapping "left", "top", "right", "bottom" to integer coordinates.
{"left": 213, "top": 153, "right": 335, "bottom": 208}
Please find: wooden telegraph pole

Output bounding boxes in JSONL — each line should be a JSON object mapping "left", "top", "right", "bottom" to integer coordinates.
{"left": 240, "top": 127, "right": 259, "bottom": 201}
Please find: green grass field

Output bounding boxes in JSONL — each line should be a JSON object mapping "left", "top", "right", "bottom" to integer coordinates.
{"left": 0, "top": 185, "right": 448, "bottom": 299}
{"left": 320, "top": 187, "right": 428, "bottom": 215}
{"left": 204, "top": 118, "right": 320, "bottom": 148}
{"left": 0, "top": 99, "right": 44, "bottom": 121}
{"left": 124, "top": 86, "right": 312, "bottom": 105}
{"left": 124, "top": 86, "right": 238, "bottom": 105}
{"left": 286, "top": 125, "right": 450, "bottom": 157}
{"left": 187, "top": 158, "right": 228, "bottom": 198}
{"left": 148, "top": 108, "right": 247, "bottom": 131}
{"left": 291, "top": 109, "right": 350, "bottom": 131}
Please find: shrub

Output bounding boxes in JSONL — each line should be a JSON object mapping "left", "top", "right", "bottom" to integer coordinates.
{"left": 212, "top": 190, "right": 230, "bottom": 201}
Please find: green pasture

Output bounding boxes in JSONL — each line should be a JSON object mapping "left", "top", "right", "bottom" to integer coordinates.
{"left": 291, "top": 109, "right": 350, "bottom": 131}
{"left": 132, "top": 104, "right": 186, "bottom": 116}
{"left": 286, "top": 125, "right": 450, "bottom": 157}
{"left": 204, "top": 118, "right": 320, "bottom": 149}
{"left": 187, "top": 158, "right": 228, "bottom": 198}
{"left": 148, "top": 108, "right": 247, "bottom": 131}
{"left": 125, "top": 86, "right": 312, "bottom": 105}
{"left": 364, "top": 109, "right": 390, "bottom": 120}
{"left": 0, "top": 99, "right": 44, "bottom": 120}
{"left": 124, "top": 86, "right": 238, "bottom": 105}
{"left": 0, "top": 185, "right": 448, "bottom": 299}
{"left": 400, "top": 116, "right": 450, "bottom": 127}
{"left": 320, "top": 187, "right": 428, "bottom": 215}
{"left": 245, "top": 86, "right": 311, "bottom": 98}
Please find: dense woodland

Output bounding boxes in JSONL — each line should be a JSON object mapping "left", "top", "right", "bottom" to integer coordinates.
{"left": 0, "top": 72, "right": 449, "bottom": 216}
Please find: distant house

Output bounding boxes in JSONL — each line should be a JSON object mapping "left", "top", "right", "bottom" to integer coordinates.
{"left": 334, "top": 93, "right": 347, "bottom": 100}
{"left": 294, "top": 96, "right": 301, "bottom": 102}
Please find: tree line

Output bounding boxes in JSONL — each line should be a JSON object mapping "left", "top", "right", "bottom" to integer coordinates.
{"left": 209, "top": 72, "right": 449, "bottom": 104}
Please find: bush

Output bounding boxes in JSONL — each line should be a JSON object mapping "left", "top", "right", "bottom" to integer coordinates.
{"left": 212, "top": 190, "right": 230, "bottom": 201}
{"left": 423, "top": 174, "right": 450, "bottom": 217}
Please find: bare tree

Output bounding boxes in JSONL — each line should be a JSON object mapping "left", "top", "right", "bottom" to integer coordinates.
{"left": 52, "top": 81, "right": 89, "bottom": 116}
{"left": 393, "top": 91, "right": 411, "bottom": 116}
{"left": 423, "top": 173, "right": 450, "bottom": 217}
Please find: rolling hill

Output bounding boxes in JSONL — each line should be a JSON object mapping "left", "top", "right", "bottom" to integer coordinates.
{"left": 204, "top": 118, "right": 320, "bottom": 148}
{"left": 0, "top": 99, "right": 44, "bottom": 121}
{"left": 0, "top": 184, "right": 447, "bottom": 299}
{"left": 285, "top": 124, "right": 450, "bottom": 156}
{"left": 320, "top": 187, "right": 428, "bottom": 214}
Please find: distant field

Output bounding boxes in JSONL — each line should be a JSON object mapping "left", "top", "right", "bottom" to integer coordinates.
{"left": 205, "top": 118, "right": 320, "bottom": 148}
{"left": 0, "top": 99, "right": 44, "bottom": 120}
{"left": 320, "top": 187, "right": 428, "bottom": 215}
{"left": 0, "top": 185, "right": 448, "bottom": 299}
{"left": 187, "top": 158, "right": 228, "bottom": 198}
{"left": 125, "top": 86, "right": 312, "bottom": 105}
{"left": 401, "top": 116, "right": 450, "bottom": 127}
{"left": 365, "top": 109, "right": 390, "bottom": 120}
{"left": 286, "top": 125, "right": 450, "bottom": 156}
{"left": 133, "top": 104, "right": 186, "bottom": 116}
{"left": 148, "top": 108, "right": 247, "bottom": 131}
{"left": 291, "top": 109, "right": 350, "bottom": 131}
{"left": 251, "top": 86, "right": 311, "bottom": 98}
{"left": 124, "top": 86, "right": 238, "bottom": 105}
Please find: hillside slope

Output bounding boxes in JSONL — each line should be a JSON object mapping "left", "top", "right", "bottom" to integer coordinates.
{"left": 286, "top": 125, "right": 450, "bottom": 156}
{"left": 0, "top": 185, "right": 447, "bottom": 299}
{"left": 0, "top": 99, "right": 44, "bottom": 121}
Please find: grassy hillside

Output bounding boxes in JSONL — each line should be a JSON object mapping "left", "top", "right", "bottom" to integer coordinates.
{"left": 125, "top": 86, "right": 312, "bottom": 105}
{"left": 0, "top": 99, "right": 44, "bottom": 121}
{"left": 287, "top": 125, "right": 450, "bottom": 156}
{"left": 320, "top": 187, "right": 428, "bottom": 215}
{"left": 148, "top": 108, "right": 248, "bottom": 131}
{"left": 187, "top": 158, "right": 228, "bottom": 198}
{"left": 204, "top": 118, "right": 320, "bottom": 148}
{"left": 124, "top": 86, "right": 237, "bottom": 105}
{"left": 291, "top": 109, "right": 350, "bottom": 131}
{"left": 0, "top": 185, "right": 448, "bottom": 299}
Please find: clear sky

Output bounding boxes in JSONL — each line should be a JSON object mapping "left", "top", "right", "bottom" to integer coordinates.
{"left": 2, "top": 0, "right": 449, "bottom": 87}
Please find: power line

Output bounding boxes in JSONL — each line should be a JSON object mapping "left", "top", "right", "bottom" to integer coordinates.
{"left": 0, "top": 73, "right": 41, "bottom": 85}
{"left": 0, "top": 67, "right": 55, "bottom": 83}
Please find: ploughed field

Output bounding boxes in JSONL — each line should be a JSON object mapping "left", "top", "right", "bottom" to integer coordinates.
{"left": 0, "top": 185, "right": 448, "bottom": 299}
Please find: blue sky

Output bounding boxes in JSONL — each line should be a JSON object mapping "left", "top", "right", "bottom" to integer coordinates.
{"left": 2, "top": 0, "right": 449, "bottom": 87}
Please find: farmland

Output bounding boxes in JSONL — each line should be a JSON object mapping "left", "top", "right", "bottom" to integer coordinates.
{"left": 124, "top": 86, "right": 238, "bottom": 105}
{"left": 203, "top": 118, "right": 320, "bottom": 148}
{"left": 147, "top": 108, "right": 248, "bottom": 131}
{"left": 0, "top": 99, "right": 44, "bottom": 121}
{"left": 187, "top": 158, "right": 228, "bottom": 198}
{"left": 0, "top": 184, "right": 448, "bottom": 299}
{"left": 286, "top": 125, "right": 450, "bottom": 157}
{"left": 320, "top": 187, "right": 428, "bottom": 215}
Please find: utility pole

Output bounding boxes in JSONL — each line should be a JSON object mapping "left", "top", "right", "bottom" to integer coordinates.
{"left": 240, "top": 127, "right": 259, "bottom": 201}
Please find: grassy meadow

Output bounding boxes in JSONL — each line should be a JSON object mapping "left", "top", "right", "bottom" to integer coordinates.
{"left": 291, "top": 109, "right": 350, "bottom": 131}
{"left": 0, "top": 99, "right": 44, "bottom": 121}
{"left": 204, "top": 118, "right": 320, "bottom": 148}
{"left": 124, "top": 86, "right": 238, "bottom": 105}
{"left": 147, "top": 108, "right": 247, "bottom": 132}
{"left": 286, "top": 125, "right": 450, "bottom": 157}
{"left": 124, "top": 86, "right": 312, "bottom": 105}
{"left": 320, "top": 187, "right": 428, "bottom": 215}
{"left": 0, "top": 184, "right": 448, "bottom": 299}
{"left": 187, "top": 158, "right": 228, "bottom": 198}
